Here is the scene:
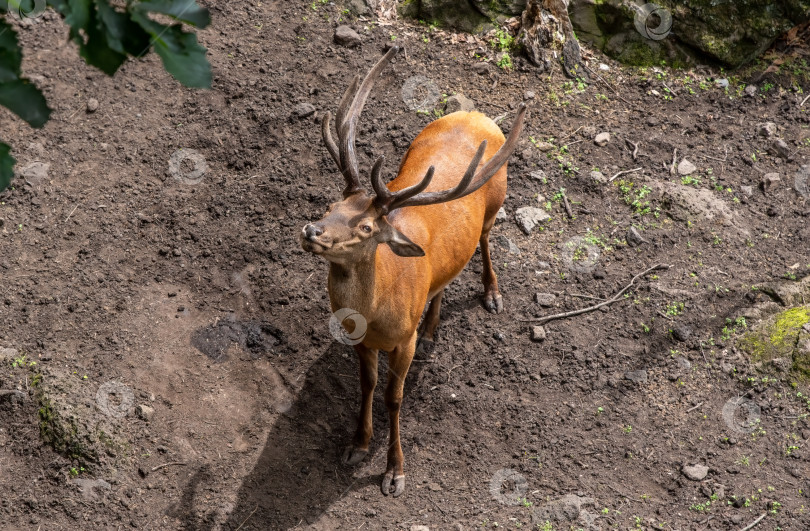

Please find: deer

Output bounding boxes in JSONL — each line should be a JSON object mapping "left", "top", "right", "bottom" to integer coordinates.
{"left": 300, "top": 46, "right": 527, "bottom": 497}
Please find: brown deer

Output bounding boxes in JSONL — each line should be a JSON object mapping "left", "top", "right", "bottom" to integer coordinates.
{"left": 301, "top": 47, "right": 527, "bottom": 497}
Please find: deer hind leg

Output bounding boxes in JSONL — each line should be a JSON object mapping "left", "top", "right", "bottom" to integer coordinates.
{"left": 343, "top": 344, "right": 378, "bottom": 466}
{"left": 480, "top": 217, "right": 503, "bottom": 314}
{"left": 381, "top": 335, "right": 416, "bottom": 497}
{"left": 417, "top": 290, "right": 444, "bottom": 355}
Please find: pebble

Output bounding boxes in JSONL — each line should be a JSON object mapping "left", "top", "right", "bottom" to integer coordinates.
{"left": 531, "top": 326, "right": 546, "bottom": 342}
{"left": 410, "top": 526, "right": 430, "bottom": 531}
{"left": 493, "top": 235, "right": 520, "bottom": 255}
{"left": 530, "top": 170, "right": 547, "bottom": 181}
{"left": 495, "top": 207, "right": 507, "bottom": 221}
{"left": 445, "top": 94, "right": 475, "bottom": 113}
{"left": 715, "top": 78, "right": 729, "bottom": 88}
{"left": 590, "top": 170, "right": 607, "bottom": 184}
{"left": 757, "top": 122, "right": 777, "bottom": 137}
{"left": 0, "top": 347, "right": 19, "bottom": 362}
{"left": 682, "top": 463, "right": 709, "bottom": 481}
{"left": 598, "top": 63, "right": 610, "bottom": 71}
{"left": 672, "top": 324, "right": 692, "bottom": 342}
{"left": 677, "top": 159, "right": 697, "bottom": 175}
{"left": 473, "top": 62, "right": 489, "bottom": 75}
{"left": 514, "top": 206, "right": 550, "bottom": 234}
{"left": 524, "top": 90, "right": 536, "bottom": 100}
{"left": 333, "top": 25, "right": 361, "bottom": 47}
{"left": 534, "top": 292, "right": 556, "bottom": 307}
{"left": 744, "top": 85, "right": 758, "bottom": 97}
{"left": 740, "top": 185, "right": 753, "bottom": 196}
{"left": 761, "top": 173, "right": 781, "bottom": 193}
{"left": 594, "top": 132, "right": 610, "bottom": 146}
{"left": 769, "top": 138, "right": 790, "bottom": 159}
{"left": 135, "top": 404, "right": 154, "bottom": 421}
{"left": 625, "top": 370, "right": 648, "bottom": 384}
{"left": 86, "top": 98, "right": 99, "bottom": 112}
{"left": 676, "top": 357, "right": 691, "bottom": 370}
{"left": 534, "top": 141, "right": 555, "bottom": 152}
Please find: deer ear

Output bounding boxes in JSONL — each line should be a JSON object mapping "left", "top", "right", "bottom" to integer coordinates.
{"left": 379, "top": 219, "right": 425, "bottom": 257}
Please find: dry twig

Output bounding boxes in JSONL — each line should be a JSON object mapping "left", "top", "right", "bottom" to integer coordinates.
{"left": 609, "top": 167, "right": 642, "bottom": 182}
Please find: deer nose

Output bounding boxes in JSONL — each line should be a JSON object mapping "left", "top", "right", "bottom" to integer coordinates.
{"left": 303, "top": 223, "right": 323, "bottom": 240}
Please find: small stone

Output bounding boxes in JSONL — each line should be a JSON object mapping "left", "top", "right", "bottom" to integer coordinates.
{"left": 172, "top": 248, "right": 182, "bottom": 257}
{"left": 594, "top": 132, "right": 610, "bottom": 146}
{"left": 676, "top": 357, "right": 691, "bottom": 370}
{"left": 677, "top": 159, "right": 697, "bottom": 176}
{"left": 529, "top": 170, "right": 547, "bottom": 181}
{"left": 17, "top": 162, "right": 50, "bottom": 185}
{"left": 715, "top": 78, "right": 729, "bottom": 88}
{"left": 86, "top": 98, "right": 99, "bottom": 112}
{"left": 672, "top": 325, "right": 692, "bottom": 342}
{"left": 625, "top": 370, "right": 648, "bottom": 384}
{"left": 769, "top": 138, "right": 790, "bottom": 159}
{"left": 740, "top": 185, "right": 753, "bottom": 197}
{"left": 524, "top": 90, "right": 536, "bottom": 100}
{"left": 334, "top": 25, "right": 362, "bottom": 47}
{"left": 730, "top": 514, "right": 743, "bottom": 525}
{"left": 292, "top": 102, "right": 316, "bottom": 119}
{"left": 514, "top": 206, "right": 551, "bottom": 234}
{"left": 682, "top": 464, "right": 709, "bottom": 481}
{"left": 473, "top": 62, "right": 489, "bottom": 75}
{"left": 761, "top": 173, "right": 781, "bottom": 193}
{"left": 493, "top": 235, "right": 520, "bottom": 255}
{"left": 598, "top": 63, "right": 610, "bottom": 71}
{"left": 135, "top": 404, "right": 154, "bottom": 421}
{"left": 580, "top": 125, "right": 597, "bottom": 138}
{"left": 590, "top": 170, "right": 607, "bottom": 184}
{"left": 534, "top": 293, "right": 556, "bottom": 307}
{"left": 410, "top": 526, "right": 430, "bottom": 531}
{"left": 496, "top": 207, "right": 507, "bottom": 221}
{"left": 531, "top": 326, "right": 546, "bottom": 342}
{"left": 347, "top": 0, "right": 372, "bottom": 15}
{"left": 445, "top": 94, "right": 475, "bottom": 113}
{"left": 757, "top": 122, "right": 777, "bottom": 137}
{"left": 626, "top": 226, "right": 647, "bottom": 247}
{"left": 744, "top": 85, "right": 757, "bottom": 97}
{"left": 0, "top": 347, "right": 19, "bottom": 362}
{"left": 428, "top": 482, "right": 442, "bottom": 491}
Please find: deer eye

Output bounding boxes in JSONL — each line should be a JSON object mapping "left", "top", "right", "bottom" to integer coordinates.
{"left": 360, "top": 224, "right": 373, "bottom": 233}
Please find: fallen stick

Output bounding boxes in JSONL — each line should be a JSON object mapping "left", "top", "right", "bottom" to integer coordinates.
{"left": 561, "top": 189, "right": 574, "bottom": 219}
{"left": 609, "top": 167, "right": 642, "bottom": 182}
{"left": 521, "top": 264, "right": 670, "bottom": 324}
{"left": 151, "top": 462, "right": 187, "bottom": 472}
{"left": 739, "top": 513, "right": 766, "bottom": 531}
{"left": 670, "top": 148, "right": 678, "bottom": 175}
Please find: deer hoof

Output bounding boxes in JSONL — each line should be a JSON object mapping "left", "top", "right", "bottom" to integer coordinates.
{"left": 381, "top": 472, "right": 405, "bottom": 497}
{"left": 484, "top": 292, "right": 503, "bottom": 314}
{"left": 342, "top": 446, "right": 368, "bottom": 466}
{"left": 416, "top": 336, "right": 435, "bottom": 356}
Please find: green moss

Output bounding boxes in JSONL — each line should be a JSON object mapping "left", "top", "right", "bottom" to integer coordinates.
{"left": 739, "top": 306, "right": 810, "bottom": 378}
{"left": 36, "top": 381, "right": 97, "bottom": 466}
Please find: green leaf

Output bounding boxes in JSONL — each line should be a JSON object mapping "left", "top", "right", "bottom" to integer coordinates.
{"left": 131, "top": 12, "right": 211, "bottom": 88}
{"left": 63, "top": 0, "right": 91, "bottom": 31}
{"left": 0, "top": 79, "right": 51, "bottom": 127}
{"left": 0, "top": 142, "right": 13, "bottom": 193}
{"left": 76, "top": 3, "right": 128, "bottom": 75}
{"left": 133, "top": 0, "right": 210, "bottom": 28}
{"left": 94, "top": 0, "right": 151, "bottom": 57}
{"left": 0, "top": 19, "right": 23, "bottom": 83}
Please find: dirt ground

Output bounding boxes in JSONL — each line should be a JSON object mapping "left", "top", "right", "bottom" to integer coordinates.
{"left": 2, "top": 1, "right": 810, "bottom": 529}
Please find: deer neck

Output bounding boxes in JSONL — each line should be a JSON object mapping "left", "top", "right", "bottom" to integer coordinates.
{"left": 328, "top": 252, "right": 379, "bottom": 317}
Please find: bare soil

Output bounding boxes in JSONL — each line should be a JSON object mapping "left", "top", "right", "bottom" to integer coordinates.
{"left": 2, "top": 1, "right": 810, "bottom": 530}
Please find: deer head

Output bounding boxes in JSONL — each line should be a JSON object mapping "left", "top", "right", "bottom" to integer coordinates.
{"left": 301, "top": 46, "right": 526, "bottom": 265}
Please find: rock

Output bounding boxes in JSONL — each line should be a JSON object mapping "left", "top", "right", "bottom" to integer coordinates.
{"left": 531, "top": 494, "right": 594, "bottom": 525}
{"left": 531, "top": 326, "right": 546, "bottom": 342}
{"left": 496, "top": 207, "right": 507, "bottom": 221}
{"left": 334, "top": 25, "right": 362, "bottom": 47}
{"left": 589, "top": 170, "right": 607, "bottom": 184}
{"left": 769, "top": 138, "right": 790, "bottom": 159}
{"left": 86, "top": 98, "right": 99, "bottom": 113}
{"left": 17, "top": 161, "right": 50, "bottom": 184}
{"left": 534, "top": 293, "right": 556, "bottom": 307}
{"left": 594, "top": 132, "right": 610, "bottom": 146}
{"left": 73, "top": 478, "right": 112, "bottom": 501}
{"left": 534, "top": 141, "right": 555, "bottom": 152}
{"left": 514, "top": 206, "right": 550, "bottom": 234}
{"left": 472, "top": 62, "right": 489, "bottom": 75}
{"left": 682, "top": 464, "right": 709, "bottom": 481}
{"left": 645, "top": 179, "right": 744, "bottom": 235}
{"left": 626, "top": 226, "right": 647, "bottom": 247}
{"left": 444, "top": 94, "right": 475, "bottom": 113}
{"left": 744, "top": 85, "right": 758, "bottom": 97}
{"left": 493, "top": 235, "right": 520, "bottom": 255}
{"left": 676, "top": 357, "right": 691, "bottom": 370}
{"left": 599, "top": 63, "right": 610, "bottom": 71}
{"left": 0, "top": 347, "right": 18, "bottom": 362}
{"left": 292, "top": 102, "right": 316, "bottom": 119}
{"left": 135, "top": 404, "right": 154, "bottom": 421}
{"left": 524, "top": 90, "right": 536, "bottom": 99}
{"left": 740, "top": 185, "right": 753, "bottom": 197}
{"left": 757, "top": 122, "right": 777, "bottom": 137}
{"left": 761, "top": 173, "right": 781, "bottom": 193}
{"left": 347, "top": 0, "right": 372, "bottom": 15}
{"left": 580, "top": 125, "right": 597, "bottom": 138}
{"left": 427, "top": 482, "right": 442, "bottom": 491}
{"left": 625, "top": 369, "right": 648, "bottom": 384}
{"left": 715, "top": 78, "right": 729, "bottom": 88}
{"left": 410, "top": 526, "right": 430, "bottom": 531}
{"left": 677, "top": 158, "right": 697, "bottom": 176}
{"left": 530, "top": 170, "right": 547, "bottom": 181}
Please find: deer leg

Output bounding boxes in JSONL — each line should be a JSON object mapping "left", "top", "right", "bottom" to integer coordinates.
{"left": 343, "top": 344, "right": 378, "bottom": 466}
{"left": 381, "top": 335, "right": 416, "bottom": 497}
{"left": 417, "top": 290, "right": 444, "bottom": 355}
{"left": 480, "top": 218, "right": 503, "bottom": 314}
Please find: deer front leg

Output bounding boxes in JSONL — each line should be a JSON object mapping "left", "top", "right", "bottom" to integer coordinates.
{"left": 343, "top": 344, "right": 378, "bottom": 466}
{"left": 381, "top": 335, "right": 416, "bottom": 497}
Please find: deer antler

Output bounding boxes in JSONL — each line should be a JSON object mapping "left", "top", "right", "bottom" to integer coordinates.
{"left": 372, "top": 103, "right": 528, "bottom": 214}
{"left": 322, "top": 46, "right": 400, "bottom": 197}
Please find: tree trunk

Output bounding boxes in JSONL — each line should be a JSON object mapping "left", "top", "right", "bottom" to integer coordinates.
{"left": 518, "top": 0, "right": 589, "bottom": 80}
